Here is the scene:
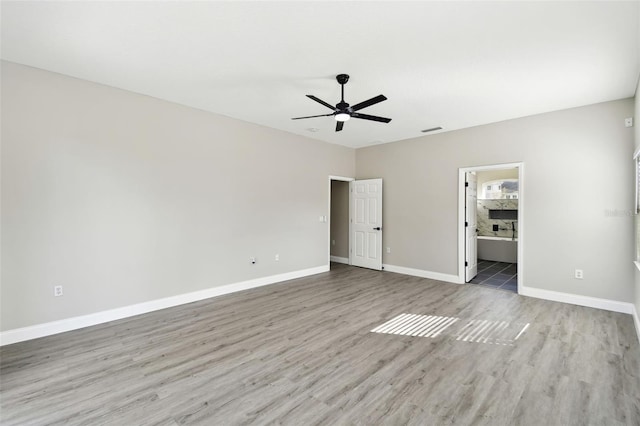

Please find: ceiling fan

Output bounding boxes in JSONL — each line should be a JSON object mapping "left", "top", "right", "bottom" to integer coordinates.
{"left": 292, "top": 74, "right": 391, "bottom": 132}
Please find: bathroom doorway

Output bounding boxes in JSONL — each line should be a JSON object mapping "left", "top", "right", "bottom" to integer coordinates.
{"left": 458, "top": 163, "right": 524, "bottom": 293}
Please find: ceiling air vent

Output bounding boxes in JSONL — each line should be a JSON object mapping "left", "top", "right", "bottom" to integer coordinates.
{"left": 421, "top": 127, "right": 443, "bottom": 133}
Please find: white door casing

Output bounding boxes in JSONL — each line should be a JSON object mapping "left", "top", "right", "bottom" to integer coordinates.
{"left": 351, "top": 179, "right": 383, "bottom": 270}
{"left": 465, "top": 172, "right": 478, "bottom": 282}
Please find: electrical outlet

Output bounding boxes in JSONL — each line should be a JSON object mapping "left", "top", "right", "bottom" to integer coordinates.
{"left": 386, "top": 247, "right": 391, "bottom": 253}
{"left": 625, "top": 117, "right": 633, "bottom": 128}
{"left": 54, "top": 285, "right": 63, "bottom": 297}
{"left": 275, "top": 254, "right": 279, "bottom": 261}
{"left": 250, "top": 257, "right": 256, "bottom": 265}
{"left": 574, "top": 269, "right": 583, "bottom": 279}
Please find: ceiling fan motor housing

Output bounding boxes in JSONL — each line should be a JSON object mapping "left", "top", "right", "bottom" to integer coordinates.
{"left": 337, "top": 101, "right": 350, "bottom": 111}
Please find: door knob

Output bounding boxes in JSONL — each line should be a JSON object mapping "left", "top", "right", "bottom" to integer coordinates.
{"left": 373, "top": 227, "right": 381, "bottom": 231}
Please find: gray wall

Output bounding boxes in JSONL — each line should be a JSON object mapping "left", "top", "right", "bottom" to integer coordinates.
{"left": 330, "top": 180, "right": 350, "bottom": 259}
{"left": 635, "top": 0, "right": 640, "bottom": 326}
{"left": 2, "top": 59, "right": 636, "bottom": 334}
{"left": 635, "top": 77, "right": 640, "bottom": 318}
{"left": 1, "top": 61, "right": 355, "bottom": 331}
{"left": 357, "top": 98, "right": 635, "bottom": 303}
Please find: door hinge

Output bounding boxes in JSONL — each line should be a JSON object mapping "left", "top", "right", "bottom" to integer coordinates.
{"left": 465, "top": 221, "right": 468, "bottom": 227}
{"left": 465, "top": 261, "right": 468, "bottom": 266}
{"left": 465, "top": 182, "right": 469, "bottom": 187}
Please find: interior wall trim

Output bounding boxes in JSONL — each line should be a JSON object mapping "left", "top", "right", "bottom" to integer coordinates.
{"left": 0, "top": 265, "right": 329, "bottom": 346}
{"left": 519, "top": 285, "right": 635, "bottom": 314}
{"left": 382, "top": 264, "right": 463, "bottom": 284}
{"left": 633, "top": 304, "right": 640, "bottom": 346}
{"left": 330, "top": 256, "right": 349, "bottom": 265}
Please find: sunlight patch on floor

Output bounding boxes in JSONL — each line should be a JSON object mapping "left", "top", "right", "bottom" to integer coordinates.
{"left": 371, "top": 313, "right": 529, "bottom": 346}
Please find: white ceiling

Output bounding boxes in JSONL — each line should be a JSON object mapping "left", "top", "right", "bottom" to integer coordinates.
{"left": 2, "top": 1, "right": 639, "bottom": 148}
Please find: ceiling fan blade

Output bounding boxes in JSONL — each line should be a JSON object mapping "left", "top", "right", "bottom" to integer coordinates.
{"left": 336, "top": 121, "right": 344, "bottom": 132}
{"left": 291, "top": 113, "right": 334, "bottom": 120}
{"left": 351, "top": 112, "right": 392, "bottom": 123}
{"left": 306, "top": 95, "right": 336, "bottom": 111}
{"left": 351, "top": 94, "right": 387, "bottom": 112}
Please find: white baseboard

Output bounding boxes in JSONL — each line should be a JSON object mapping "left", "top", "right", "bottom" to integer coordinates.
{"left": 383, "top": 264, "right": 463, "bottom": 284}
{"left": 519, "top": 285, "right": 635, "bottom": 314}
{"left": 0, "top": 265, "right": 329, "bottom": 346}
{"left": 633, "top": 304, "right": 640, "bottom": 346}
{"left": 330, "top": 256, "right": 349, "bottom": 265}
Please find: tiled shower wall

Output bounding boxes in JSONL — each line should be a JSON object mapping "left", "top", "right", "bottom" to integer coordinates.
{"left": 477, "top": 199, "right": 518, "bottom": 238}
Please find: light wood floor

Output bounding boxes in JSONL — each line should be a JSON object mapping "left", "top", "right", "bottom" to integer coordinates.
{"left": 1, "top": 263, "right": 639, "bottom": 425}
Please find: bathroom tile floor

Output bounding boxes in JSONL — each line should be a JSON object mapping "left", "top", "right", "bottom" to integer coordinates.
{"left": 469, "top": 259, "right": 517, "bottom": 293}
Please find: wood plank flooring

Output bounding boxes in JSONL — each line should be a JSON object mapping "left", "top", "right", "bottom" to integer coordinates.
{"left": 1, "top": 263, "right": 639, "bottom": 425}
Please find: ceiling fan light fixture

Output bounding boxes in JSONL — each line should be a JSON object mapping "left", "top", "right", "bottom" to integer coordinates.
{"left": 335, "top": 113, "right": 350, "bottom": 122}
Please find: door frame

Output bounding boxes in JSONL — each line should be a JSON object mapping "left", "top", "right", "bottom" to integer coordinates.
{"left": 457, "top": 162, "right": 524, "bottom": 291}
{"left": 328, "top": 175, "right": 355, "bottom": 267}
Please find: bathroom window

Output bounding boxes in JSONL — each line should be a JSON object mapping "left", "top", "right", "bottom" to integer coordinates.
{"left": 481, "top": 179, "right": 518, "bottom": 200}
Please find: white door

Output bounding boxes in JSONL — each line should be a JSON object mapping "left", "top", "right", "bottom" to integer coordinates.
{"left": 465, "top": 172, "right": 478, "bottom": 282}
{"left": 351, "top": 179, "right": 383, "bottom": 270}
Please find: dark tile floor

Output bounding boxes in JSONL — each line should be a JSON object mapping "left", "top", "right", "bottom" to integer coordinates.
{"left": 469, "top": 259, "right": 517, "bottom": 292}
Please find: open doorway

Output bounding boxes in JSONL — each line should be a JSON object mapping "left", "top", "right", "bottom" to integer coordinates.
{"left": 329, "top": 176, "right": 353, "bottom": 269}
{"left": 458, "top": 163, "right": 524, "bottom": 293}
{"left": 328, "top": 176, "right": 384, "bottom": 271}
